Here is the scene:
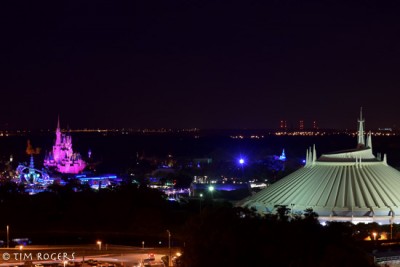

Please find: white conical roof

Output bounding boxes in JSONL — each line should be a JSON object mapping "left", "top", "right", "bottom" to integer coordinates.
{"left": 239, "top": 113, "right": 399, "bottom": 224}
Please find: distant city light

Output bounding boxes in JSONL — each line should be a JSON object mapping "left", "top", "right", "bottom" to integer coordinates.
{"left": 208, "top": 185, "right": 214, "bottom": 192}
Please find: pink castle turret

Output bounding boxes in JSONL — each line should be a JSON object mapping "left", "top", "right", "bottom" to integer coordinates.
{"left": 44, "top": 116, "right": 86, "bottom": 174}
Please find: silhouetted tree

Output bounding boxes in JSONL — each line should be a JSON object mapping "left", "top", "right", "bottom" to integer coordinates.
{"left": 303, "top": 207, "right": 319, "bottom": 222}
{"left": 274, "top": 204, "right": 291, "bottom": 222}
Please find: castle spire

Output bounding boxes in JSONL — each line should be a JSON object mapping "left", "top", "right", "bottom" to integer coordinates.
{"left": 357, "top": 107, "right": 365, "bottom": 148}
{"left": 55, "top": 115, "right": 62, "bottom": 145}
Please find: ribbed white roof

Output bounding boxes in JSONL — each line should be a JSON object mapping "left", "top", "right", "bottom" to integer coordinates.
{"left": 240, "top": 112, "right": 400, "bottom": 224}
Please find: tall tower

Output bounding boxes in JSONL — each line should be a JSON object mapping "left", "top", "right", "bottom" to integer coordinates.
{"left": 313, "top": 120, "right": 317, "bottom": 130}
{"left": 280, "top": 120, "right": 288, "bottom": 130}
{"left": 299, "top": 120, "right": 304, "bottom": 130}
{"left": 357, "top": 107, "right": 365, "bottom": 148}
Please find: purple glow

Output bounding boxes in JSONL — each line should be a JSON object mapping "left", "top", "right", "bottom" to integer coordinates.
{"left": 44, "top": 117, "right": 86, "bottom": 174}
{"left": 239, "top": 158, "right": 245, "bottom": 165}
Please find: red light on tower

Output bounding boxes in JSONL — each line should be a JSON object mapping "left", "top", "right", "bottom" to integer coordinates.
{"left": 313, "top": 120, "right": 318, "bottom": 129}
{"left": 280, "top": 120, "right": 288, "bottom": 130}
{"left": 299, "top": 120, "right": 304, "bottom": 130}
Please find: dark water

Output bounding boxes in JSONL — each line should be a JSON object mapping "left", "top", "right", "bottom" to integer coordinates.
{"left": 1, "top": 133, "right": 400, "bottom": 173}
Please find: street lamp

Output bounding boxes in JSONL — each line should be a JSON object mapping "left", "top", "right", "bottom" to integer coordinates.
{"left": 6, "top": 225, "right": 9, "bottom": 248}
{"left": 142, "top": 241, "right": 145, "bottom": 249}
{"left": 63, "top": 261, "right": 68, "bottom": 267}
{"left": 239, "top": 158, "right": 245, "bottom": 179}
{"left": 96, "top": 240, "right": 102, "bottom": 250}
{"left": 208, "top": 185, "right": 214, "bottom": 199}
{"left": 199, "top": 193, "right": 203, "bottom": 212}
{"left": 167, "top": 230, "right": 171, "bottom": 267}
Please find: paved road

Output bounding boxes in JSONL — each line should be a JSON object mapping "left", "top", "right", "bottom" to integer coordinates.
{"left": 0, "top": 245, "right": 180, "bottom": 266}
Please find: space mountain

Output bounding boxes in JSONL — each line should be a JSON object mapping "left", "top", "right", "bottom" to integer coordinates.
{"left": 239, "top": 110, "right": 400, "bottom": 224}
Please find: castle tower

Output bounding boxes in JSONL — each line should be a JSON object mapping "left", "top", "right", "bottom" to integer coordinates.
{"left": 313, "top": 120, "right": 317, "bottom": 130}
{"left": 56, "top": 115, "right": 61, "bottom": 145}
{"left": 299, "top": 120, "right": 304, "bottom": 130}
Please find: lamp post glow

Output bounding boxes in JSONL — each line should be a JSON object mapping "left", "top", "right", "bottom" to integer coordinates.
{"left": 199, "top": 193, "right": 203, "bottom": 212}
{"left": 96, "top": 241, "right": 102, "bottom": 250}
{"left": 372, "top": 232, "right": 377, "bottom": 241}
{"left": 167, "top": 230, "right": 171, "bottom": 267}
{"left": 63, "top": 261, "right": 68, "bottom": 267}
{"left": 6, "top": 225, "right": 9, "bottom": 248}
{"left": 238, "top": 158, "right": 245, "bottom": 179}
{"left": 208, "top": 185, "right": 214, "bottom": 199}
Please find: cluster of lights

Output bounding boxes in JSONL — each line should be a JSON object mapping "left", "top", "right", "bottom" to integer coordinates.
{"left": 230, "top": 135, "right": 245, "bottom": 139}
{"left": 2, "top": 128, "right": 200, "bottom": 135}
{"left": 3, "top": 128, "right": 400, "bottom": 137}
{"left": 229, "top": 131, "right": 400, "bottom": 138}
{"left": 249, "top": 182, "right": 268, "bottom": 188}
{"left": 275, "top": 131, "right": 327, "bottom": 136}
{"left": 370, "top": 132, "right": 396, "bottom": 136}
{"left": 195, "top": 175, "right": 253, "bottom": 185}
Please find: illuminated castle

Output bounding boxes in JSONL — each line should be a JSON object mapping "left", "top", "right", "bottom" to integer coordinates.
{"left": 44, "top": 117, "right": 86, "bottom": 174}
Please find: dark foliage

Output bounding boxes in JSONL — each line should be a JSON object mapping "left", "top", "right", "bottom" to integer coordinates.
{"left": 0, "top": 181, "right": 170, "bottom": 244}
{"left": 180, "top": 205, "right": 376, "bottom": 267}
{"left": 0, "top": 181, "right": 379, "bottom": 266}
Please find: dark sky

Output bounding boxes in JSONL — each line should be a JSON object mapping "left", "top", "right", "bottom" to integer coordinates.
{"left": 1, "top": 1, "right": 400, "bottom": 130}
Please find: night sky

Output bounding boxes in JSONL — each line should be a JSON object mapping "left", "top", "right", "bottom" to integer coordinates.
{"left": 1, "top": 1, "right": 400, "bottom": 130}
